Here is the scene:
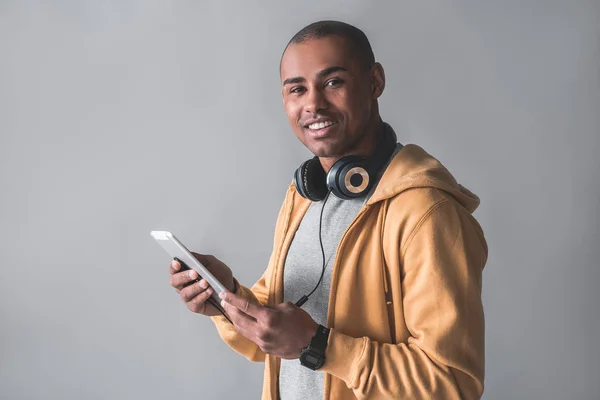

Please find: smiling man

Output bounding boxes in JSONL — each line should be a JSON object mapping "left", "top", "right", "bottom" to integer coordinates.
{"left": 169, "top": 20, "right": 487, "bottom": 400}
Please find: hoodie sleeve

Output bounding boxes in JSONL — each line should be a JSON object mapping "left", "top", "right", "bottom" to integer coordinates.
{"left": 321, "top": 198, "right": 487, "bottom": 400}
{"left": 209, "top": 189, "right": 292, "bottom": 363}
{"left": 209, "top": 270, "right": 270, "bottom": 362}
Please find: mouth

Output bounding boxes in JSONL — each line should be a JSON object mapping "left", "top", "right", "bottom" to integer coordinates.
{"left": 306, "top": 119, "right": 337, "bottom": 130}
{"left": 304, "top": 119, "right": 339, "bottom": 138}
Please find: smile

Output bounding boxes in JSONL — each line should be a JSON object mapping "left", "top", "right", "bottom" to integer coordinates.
{"left": 307, "top": 120, "right": 337, "bottom": 130}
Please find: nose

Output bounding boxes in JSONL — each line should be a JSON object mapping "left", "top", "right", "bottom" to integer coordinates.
{"left": 304, "top": 87, "right": 328, "bottom": 114}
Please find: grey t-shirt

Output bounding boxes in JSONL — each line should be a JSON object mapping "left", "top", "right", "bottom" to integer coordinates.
{"left": 278, "top": 144, "right": 403, "bottom": 400}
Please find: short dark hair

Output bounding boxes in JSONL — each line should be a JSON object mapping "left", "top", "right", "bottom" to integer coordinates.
{"left": 283, "top": 20, "right": 375, "bottom": 70}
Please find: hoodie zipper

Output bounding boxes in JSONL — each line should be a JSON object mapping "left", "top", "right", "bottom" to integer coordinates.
{"left": 382, "top": 267, "right": 396, "bottom": 344}
{"left": 380, "top": 199, "right": 396, "bottom": 344}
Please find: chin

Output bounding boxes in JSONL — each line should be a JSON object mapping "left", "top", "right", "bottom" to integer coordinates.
{"left": 307, "top": 142, "right": 346, "bottom": 158}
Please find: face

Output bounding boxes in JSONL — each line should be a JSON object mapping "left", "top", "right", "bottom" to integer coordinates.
{"left": 280, "top": 36, "right": 384, "bottom": 159}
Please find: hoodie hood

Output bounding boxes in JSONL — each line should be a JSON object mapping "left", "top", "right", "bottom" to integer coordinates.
{"left": 366, "top": 144, "right": 481, "bottom": 213}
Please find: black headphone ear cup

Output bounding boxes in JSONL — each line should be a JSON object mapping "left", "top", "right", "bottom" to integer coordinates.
{"left": 326, "top": 155, "right": 369, "bottom": 200}
{"left": 294, "top": 157, "right": 328, "bottom": 201}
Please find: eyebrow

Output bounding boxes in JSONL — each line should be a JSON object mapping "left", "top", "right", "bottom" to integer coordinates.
{"left": 282, "top": 66, "right": 348, "bottom": 86}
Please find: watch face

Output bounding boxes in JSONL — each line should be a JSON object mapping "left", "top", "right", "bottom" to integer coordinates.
{"left": 301, "top": 349, "right": 324, "bottom": 370}
{"left": 305, "top": 354, "right": 319, "bottom": 364}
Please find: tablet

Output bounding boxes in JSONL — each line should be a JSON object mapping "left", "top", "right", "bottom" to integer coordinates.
{"left": 150, "top": 230, "right": 231, "bottom": 321}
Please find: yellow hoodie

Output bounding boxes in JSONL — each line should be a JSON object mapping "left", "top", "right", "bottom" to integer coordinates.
{"left": 211, "top": 143, "right": 488, "bottom": 400}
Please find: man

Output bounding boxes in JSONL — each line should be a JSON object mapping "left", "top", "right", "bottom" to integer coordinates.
{"left": 169, "top": 20, "right": 487, "bottom": 400}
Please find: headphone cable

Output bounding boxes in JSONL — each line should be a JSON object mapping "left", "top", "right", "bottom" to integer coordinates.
{"left": 295, "top": 190, "right": 330, "bottom": 307}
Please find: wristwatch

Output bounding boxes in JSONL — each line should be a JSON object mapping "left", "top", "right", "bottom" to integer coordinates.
{"left": 299, "top": 324, "right": 330, "bottom": 370}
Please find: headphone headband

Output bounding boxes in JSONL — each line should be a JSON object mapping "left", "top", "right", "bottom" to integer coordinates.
{"left": 364, "top": 122, "right": 397, "bottom": 176}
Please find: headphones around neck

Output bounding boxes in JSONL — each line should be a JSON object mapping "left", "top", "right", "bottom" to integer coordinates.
{"left": 294, "top": 122, "right": 398, "bottom": 201}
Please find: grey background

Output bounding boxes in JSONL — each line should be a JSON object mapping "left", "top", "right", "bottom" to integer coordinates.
{"left": 1, "top": 1, "right": 598, "bottom": 399}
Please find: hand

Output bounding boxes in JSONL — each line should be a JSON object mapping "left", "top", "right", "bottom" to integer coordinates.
{"left": 169, "top": 253, "right": 235, "bottom": 316}
{"left": 219, "top": 292, "right": 319, "bottom": 359}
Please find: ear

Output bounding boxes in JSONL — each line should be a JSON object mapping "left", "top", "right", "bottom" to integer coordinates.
{"left": 371, "top": 62, "right": 386, "bottom": 99}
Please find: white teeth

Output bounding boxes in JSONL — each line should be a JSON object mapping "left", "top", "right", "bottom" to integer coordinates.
{"left": 308, "top": 120, "right": 335, "bottom": 130}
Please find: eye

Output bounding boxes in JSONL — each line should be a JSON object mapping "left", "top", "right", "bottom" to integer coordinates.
{"left": 326, "top": 78, "right": 344, "bottom": 87}
{"left": 290, "top": 86, "right": 306, "bottom": 94}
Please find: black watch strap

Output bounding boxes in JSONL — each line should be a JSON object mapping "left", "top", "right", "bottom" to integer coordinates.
{"left": 310, "top": 325, "right": 330, "bottom": 350}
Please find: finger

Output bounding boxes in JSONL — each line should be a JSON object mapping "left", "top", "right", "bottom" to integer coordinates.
{"left": 169, "top": 259, "right": 181, "bottom": 275}
{"left": 170, "top": 269, "right": 199, "bottom": 290}
{"left": 220, "top": 292, "right": 267, "bottom": 321}
{"left": 187, "top": 287, "right": 214, "bottom": 312}
{"left": 223, "top": 302, "right": 259, "bottom": 339}
{"left": 180, "top": 279, "right": 210, "bottom": 302}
